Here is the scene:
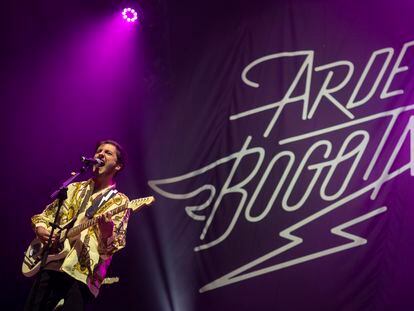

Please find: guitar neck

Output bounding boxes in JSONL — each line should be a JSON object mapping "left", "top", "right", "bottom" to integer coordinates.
{"left": 66, "top": 203, "right": 127, "bottom": 239}
{"left": 64, "top": 196, "right": 154, "bottom": 239}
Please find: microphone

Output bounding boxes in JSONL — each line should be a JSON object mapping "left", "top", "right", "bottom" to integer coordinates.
{"left": 81, "top": 156, "right": 104, "bottom": 167}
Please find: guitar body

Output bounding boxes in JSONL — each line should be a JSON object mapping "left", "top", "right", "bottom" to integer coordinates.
{"left": 22, "top": 237, "right": 70, "bottom": 277}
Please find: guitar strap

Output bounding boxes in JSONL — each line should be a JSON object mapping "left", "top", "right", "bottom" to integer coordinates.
{"left": 78, "top": 186, "right": 93, "bottom": 215}
{"left": 85, "top": 188, "right": 118, "bottom": 219}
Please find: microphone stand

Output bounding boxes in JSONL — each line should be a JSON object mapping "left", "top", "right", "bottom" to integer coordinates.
{"left": 28, "top": 161, "right": 94, "bottom": 310}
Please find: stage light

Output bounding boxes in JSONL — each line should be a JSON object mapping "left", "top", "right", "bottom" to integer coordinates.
{"left": 122, "top": 7, "right": 138, "bottom": 23}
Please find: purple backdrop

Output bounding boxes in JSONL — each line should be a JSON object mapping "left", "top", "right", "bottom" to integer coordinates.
{"left": 3, "top": 0, "right": 414, "bottom": 310}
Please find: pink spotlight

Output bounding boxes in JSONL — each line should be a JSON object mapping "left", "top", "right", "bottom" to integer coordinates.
{"left": 122, "top": 8, "right": 138, "bottom": 23}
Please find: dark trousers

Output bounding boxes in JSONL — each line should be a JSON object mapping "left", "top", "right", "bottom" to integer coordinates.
{"left": 25, "top": 270, "right": 93, "bottom": 311}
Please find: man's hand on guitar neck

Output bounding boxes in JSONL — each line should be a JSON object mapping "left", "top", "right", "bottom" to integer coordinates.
{"left": 35, "top": 226, "right": 58, "bottom": 245}
{"left": 97, "top": 212, "right": 114, "bottom": 240}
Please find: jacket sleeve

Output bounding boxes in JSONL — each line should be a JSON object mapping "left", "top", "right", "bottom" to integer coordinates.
{"left": 30, "top": 182, "right": 81, "bottom": 231}
{"left": 31, "top": 200, "right": 60, "bottom": 230}
{"left": 96, "top": 194, "right": 131, "bottom": 257}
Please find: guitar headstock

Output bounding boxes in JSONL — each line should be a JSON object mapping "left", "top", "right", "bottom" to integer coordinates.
{"left": 128, "top": 196, "right": 155, "bottom": 212}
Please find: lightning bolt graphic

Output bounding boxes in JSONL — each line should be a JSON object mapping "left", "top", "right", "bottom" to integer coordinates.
{"left": 199, "top": 203, "right": 387, "bottom": 293}
{"left": 198, "top": 176, "right": 394, "bottom": 293}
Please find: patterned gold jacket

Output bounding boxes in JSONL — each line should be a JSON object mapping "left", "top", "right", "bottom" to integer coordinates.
{"left": 31, "top": 179, "right": 130, "bottom": 297}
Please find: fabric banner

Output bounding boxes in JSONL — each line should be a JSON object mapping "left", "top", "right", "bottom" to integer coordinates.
{"left": 143, "top": 1, "right": 414, "bottom": 310}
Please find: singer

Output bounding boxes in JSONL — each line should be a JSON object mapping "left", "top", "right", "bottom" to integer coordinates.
{"left": 25, "top": 140, "right": 130, "bottom": 311}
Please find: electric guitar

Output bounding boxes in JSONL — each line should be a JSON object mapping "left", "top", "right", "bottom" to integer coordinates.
{"left": 22, "top": 196, "right": 155, "bottom": 277}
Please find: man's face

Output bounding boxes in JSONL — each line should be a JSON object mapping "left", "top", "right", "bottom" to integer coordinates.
{"left": 93, "top": 143, "right": 122, "bottom": 177}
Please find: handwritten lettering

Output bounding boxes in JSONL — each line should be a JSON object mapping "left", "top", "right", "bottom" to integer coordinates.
{"left": 148, "top": 40, "right": 414, "bottom": 293}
